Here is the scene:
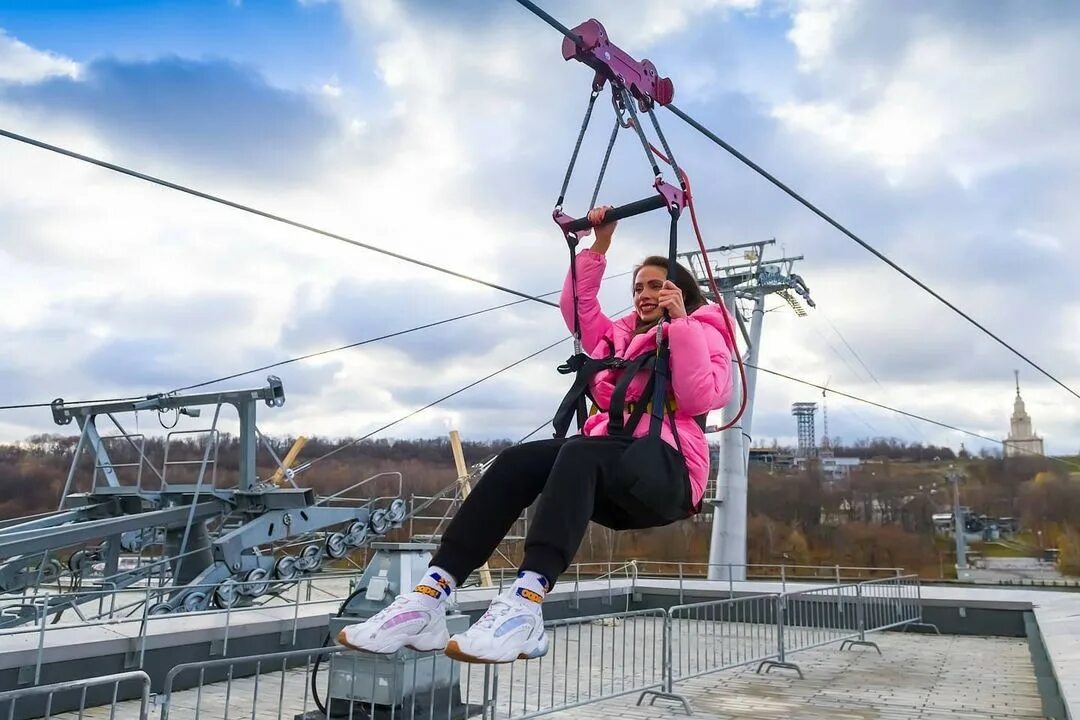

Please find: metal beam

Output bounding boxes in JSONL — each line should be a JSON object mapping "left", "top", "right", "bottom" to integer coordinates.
{"left": 51, "top": 377, "right": 284, "bottom": 425}
{"left": 0, "top": 502, "right": 225, "bottom": 558}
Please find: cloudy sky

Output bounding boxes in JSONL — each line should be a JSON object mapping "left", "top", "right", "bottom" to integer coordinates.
{"left": 0, "top": 0, "right": 1077, "bottom": 456}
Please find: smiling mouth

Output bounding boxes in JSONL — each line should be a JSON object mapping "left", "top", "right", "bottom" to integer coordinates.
{"left": 638, "top": 303, "right": 658, "bottom": 313}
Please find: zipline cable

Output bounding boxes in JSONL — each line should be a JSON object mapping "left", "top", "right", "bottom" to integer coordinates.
{"left": 749, "top": 362, "right": 1080, "bottom": 470}
{"left": 1, "top": 272, "right": 631, "bottom": 411}
{"left": 0, "top": 128, "right": 558, "bottom": 309}
{"left": 168, "top": 271, "right": 632, "bottom": 395}
{"left": 291, "top": 304, "right": 632, "bottom": 473}
{"left": 291, "top": 336, "right": 571, "bottom": 473}
{"left": 510, "top": 0, "right": 1080, "bottom": 404}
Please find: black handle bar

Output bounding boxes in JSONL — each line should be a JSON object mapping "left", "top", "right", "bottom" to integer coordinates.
{"left": 563, "top": 194, "right": 668, "bottom": 233}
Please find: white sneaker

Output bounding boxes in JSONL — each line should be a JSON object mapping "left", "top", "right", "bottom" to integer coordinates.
{"left": 444, "top": 592, "right": 548, "bottom": 664}
{"left": 337, "top": 593, "right": 449, "bottom": 654}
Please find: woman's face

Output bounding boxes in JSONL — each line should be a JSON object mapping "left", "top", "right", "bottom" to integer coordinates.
{"left": 633, "top": 265, "right": 666, "bottom": 323}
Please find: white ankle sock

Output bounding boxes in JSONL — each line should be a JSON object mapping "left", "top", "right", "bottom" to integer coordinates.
{"left": 410, "top": 566, "right": 456, "bottom": 608}
{"left": 510, "top": 570, "right": 549, "bottom": 605}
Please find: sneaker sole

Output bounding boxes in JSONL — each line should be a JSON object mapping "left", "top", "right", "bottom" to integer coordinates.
{"left": 336, "top": 629, "right": 448, "bottom": 655}
{"left": 443, "top": 634, "right": 549, "bottom": 665}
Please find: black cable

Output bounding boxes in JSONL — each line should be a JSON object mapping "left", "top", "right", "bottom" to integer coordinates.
{"left": 514, "top": 0, "right": 582, "bottom": 45}
{"left": 0, "top": 395, "right": 143, "bottom": 411}
{"left": 4, "top": 271, "right": 632, "bottom": 410}
{"left": 512, "top": 0, "right": 1080, "bottom": 402}
{"left": 517, "top": 420, "right": 552, "bottom": 444}
{"left": 296, "top": 335, "right": 571, "bottom": 471}
{"left": 0, "top": 128, "right": 558, "bottom": 310}
{"left": 748, "top": 362, "right": 1080, "bottom": 470}
{"left": 168, "top": 270, "right": 626, "bottom": 395}
{"left": 312, "top": 583, "right": 368, "bottom": 718}
{"left": 662, "top": 102, "right": 1080, "bottom": 403}
{"left": 169, "top": 296, "right": 536, "bottom": 394}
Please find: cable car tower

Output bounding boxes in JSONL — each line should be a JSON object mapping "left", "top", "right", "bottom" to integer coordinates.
{"left": 679, "top": 239, "right": 815, "bottom": 581}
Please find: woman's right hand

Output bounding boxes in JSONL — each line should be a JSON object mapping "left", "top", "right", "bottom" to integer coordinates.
{"left": 587, "top": 205, "right": 616, "bottom": 254}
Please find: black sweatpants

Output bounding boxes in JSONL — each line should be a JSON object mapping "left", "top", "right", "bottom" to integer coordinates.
{"left": 431, "top": 436, "right": 692, "bottom": 587}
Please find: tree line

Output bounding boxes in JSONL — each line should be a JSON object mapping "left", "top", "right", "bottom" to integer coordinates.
{"left": 1, "top": 433, "right": 1077, "bottom": 578}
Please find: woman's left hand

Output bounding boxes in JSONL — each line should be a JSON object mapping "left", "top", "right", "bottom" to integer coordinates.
{"left": 658, "top": 280, "right": 686, "bottom": 319}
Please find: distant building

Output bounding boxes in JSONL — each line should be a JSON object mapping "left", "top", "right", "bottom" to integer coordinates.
{"left": 819, "top": 455, "right": 861, "bottom": 480}
{"left": 1004, "top": 371, "right": 1044, "bottom": 459}
{"left": 792, "top": 454, "right": 860, "bottom": 480}
{"left": 747, "top": 447, "right": 795, "bottom": 471}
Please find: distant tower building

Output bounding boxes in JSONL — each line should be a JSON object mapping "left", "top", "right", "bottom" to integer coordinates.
{"left": 792, "top": 402, "right": 818, "bottom": 458}
{"left": 1004, "top": 371, "right": 1044, "bottom": 459}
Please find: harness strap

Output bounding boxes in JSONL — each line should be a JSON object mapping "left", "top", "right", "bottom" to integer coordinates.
{"left": 552, "top": 353, "right": 623, "bottom": 439}
{"left": 607, "top": 352, "right": 655, "bottom": 436}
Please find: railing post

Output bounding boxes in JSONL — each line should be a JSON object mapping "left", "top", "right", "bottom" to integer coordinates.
{"left": 677, "top": 562, "right": 684, "bottom": 604}
{"left": 35, "top": 594, "right": 48, "bottom": 686}
{"left": 776, "top": 594, "right": 787, "bottom": 663}
{"left": 780, "top": 564, "right": 786, "bottom": 593}
{"left": 663, "top": 610, "right": 674, "bottom": 693}
{"left": 856, "top": 583, "right": 866, "bottom": 642}
{"left": 835, "top": 564, "right": 841, "bottom": 586}
{"left": 291, "top": 580, "right": 301, "bottom": 646}
{"left": 572, "top": 564, "right": 580, "bottom": 610}
{"left": 139, "top": 586, "right": 151, "bottom": 668}
{"left": 222, "top": 598, "right": 232, "bottom": 657}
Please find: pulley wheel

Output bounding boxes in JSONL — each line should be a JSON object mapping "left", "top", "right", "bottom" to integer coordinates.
{"left": 182, "top": 592, "right": 207, "bottom": 612}
{"left": 345, "top": 521, "right": 369, "bottom": 547}
{"left": 369, "top": 509, "right": 390, "bottom": 535}
{"left": 274, "top": 555, "right": 300, "bottom": 581}
{"left": 387, "top": 498, "right": 407, "bottom": 524}
{"left": 244, "top": 568, "right": 271, "bottom": 597}
{"left": 213, "top": 580, "right": 240, "bottom": 609}
{"left": 67, "top": 550, "right": 87, "bottom": 574}
{"left": 325, "top": 532, "right": 348, "bottom": 559}
{"left": 298, "top": 544, "right": 323, "bottom": 572}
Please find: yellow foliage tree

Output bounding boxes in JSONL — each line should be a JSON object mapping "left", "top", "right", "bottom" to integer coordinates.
{"left": 1058, "top": 526, "right": 1080, "bottom": 577}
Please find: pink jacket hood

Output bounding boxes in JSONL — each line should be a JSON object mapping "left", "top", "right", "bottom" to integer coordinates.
{"left": 560, "top": 249, "right": 735, "bottom": 506}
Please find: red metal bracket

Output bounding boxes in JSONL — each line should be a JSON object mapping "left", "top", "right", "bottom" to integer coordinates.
{"left": 561, "top": 19, "right": 674, "bottom": 110}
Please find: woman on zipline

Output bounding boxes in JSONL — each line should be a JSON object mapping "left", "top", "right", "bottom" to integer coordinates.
{"left": 339, "top": 207, "right": 735, "bottom": 663}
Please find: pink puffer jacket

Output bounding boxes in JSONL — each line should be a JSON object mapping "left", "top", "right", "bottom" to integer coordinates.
{"left": 560, "top": 249, "right": 735, "bottom": 506}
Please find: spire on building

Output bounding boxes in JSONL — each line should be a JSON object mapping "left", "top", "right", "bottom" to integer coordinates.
{"left": 1004, "top": 371, "right": 1044, "bottom": 459}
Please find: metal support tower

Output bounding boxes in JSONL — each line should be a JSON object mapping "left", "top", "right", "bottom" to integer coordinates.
{"left": 792, "top": 402, "right": 818, "bottom": 458}
{"left": 681, "top": 239, "right": 814, "bottom": 582}
{"left": 949, "top": 468, "right": 967, "bottom": 577}
{"left": 0, "top": 377, "right": 410, "bottom": 625}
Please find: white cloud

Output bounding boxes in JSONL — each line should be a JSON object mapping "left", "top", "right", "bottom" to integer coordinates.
{"left": 0, "top": 29, "right": 79, "bottom": 84}
{"left": 786, "top": 0, "right": 851, "bottom": 72}
{"left": 775, "top": 3, "right": 1080, "bottom": 185}
{"left": 2, "top": 3, "right": 1080, "bottom": 458}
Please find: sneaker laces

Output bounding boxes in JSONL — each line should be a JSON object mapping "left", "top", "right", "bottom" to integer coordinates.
{"left": 367, "top": 594, "right": 411, "bottom": 625}
{"left": 473, "top": 595, "right": 515, "bottom": 631}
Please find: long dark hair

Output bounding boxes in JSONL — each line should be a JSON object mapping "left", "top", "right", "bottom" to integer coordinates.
{"left": 633, "top": 255, "right": 709, "bottom": 317}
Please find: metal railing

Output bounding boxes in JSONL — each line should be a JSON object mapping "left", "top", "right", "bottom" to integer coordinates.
{"left": 778, "top": 582, "right": 861, "bottom": 655}
{"left": 0, "top": 670, "right": 151, "bottom": 720}
{"left": 160, "top": 644, "right": 495, "bottom": 720}
{"left": 859, "top": 574, "right": 924, "bottom": 633}
{"left": 490, "top": 607, "right": 676, "bottom": 719}
{"left": 667, "top": 593, "right": 780, "bottom": 685}
{"left": 8, "top": 571, "right": 932, "bottom": 719}
{"left": 630, "top": 560, "right": 903, "bottom": 586}
{"left": 0, "top": 573, "right": 360, "bottom": 688}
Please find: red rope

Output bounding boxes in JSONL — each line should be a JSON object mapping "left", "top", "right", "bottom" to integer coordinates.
{"left": 647, "top": 140, "right": 749, "bottom": 431}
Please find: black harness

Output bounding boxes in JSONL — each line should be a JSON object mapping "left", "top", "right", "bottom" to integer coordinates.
{"left": 551, "top": 211, "right": 706, "bottom": 449}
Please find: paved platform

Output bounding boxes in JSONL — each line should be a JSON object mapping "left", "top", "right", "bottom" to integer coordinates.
{"left": 7, "top": 576, "right": 1076, "bottom": 719}
{"left": 46, "top": 632, "right": 1043, "bottom": 719}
